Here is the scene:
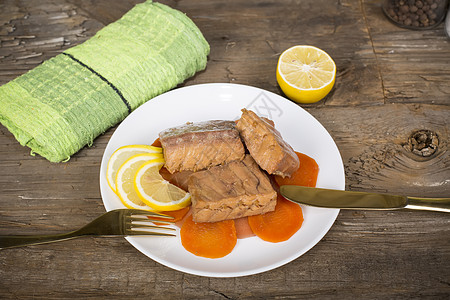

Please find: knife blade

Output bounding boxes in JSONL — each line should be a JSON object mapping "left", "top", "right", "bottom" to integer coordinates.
{"left": 279, "top": 185, "right": 450, "bottom": 213}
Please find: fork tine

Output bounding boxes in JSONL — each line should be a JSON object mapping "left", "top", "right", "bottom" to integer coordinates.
{"left": 132, "top": 213, "right": 174, "bottom": 220}
{"left": 128, "top": 216, "right": 175, "bottom": 224}
{"left": 126, "top": 216, "right": 175, "bottom": 227}
{"left": 131, "top": 223, "right": 176, "bottom": 232}
{"left": 128, "top": 209, "right": 174, "bottom": 219}
{"left": 127, "top": 230, "right": 176, "bottom": 237}
{"left": 145, "top": 219, "right": 174, "bottom": 226}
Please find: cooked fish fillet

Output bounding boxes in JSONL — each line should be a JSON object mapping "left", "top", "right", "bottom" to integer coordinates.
{"left": 236, "top": 109, "right": 299, "bottom": 177}
{"left": 159, "top": 120, "right": 245, "bottom": 173}
{"left": 188, "top": 155, "right": 277, "bottom": 223}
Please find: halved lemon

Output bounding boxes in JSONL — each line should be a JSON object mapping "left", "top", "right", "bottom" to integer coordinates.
{"left": 115, "top": 153, "right": 164, "bottom": 209}
{"left": 134, "top": 158, "right": 191, "bottom": 211}
{"left": 277, "top": 45, "right": 336, "bottom": 103}
{"left": 106, "top": 144, "right": 162, "bottom": 193}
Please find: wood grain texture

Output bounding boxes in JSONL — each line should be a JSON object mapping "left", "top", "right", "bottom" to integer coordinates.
{"left": 1, "top": 0, "right": 449, "bottom": 299}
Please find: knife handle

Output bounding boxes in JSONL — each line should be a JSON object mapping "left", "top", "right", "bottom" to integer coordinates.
{"left": 406, "top": 197, "right": 450, "bottom": 213}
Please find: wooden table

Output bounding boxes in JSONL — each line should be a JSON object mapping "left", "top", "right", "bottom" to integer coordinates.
{"left": 1, "top": 0, "right": 449, "bottom": 298}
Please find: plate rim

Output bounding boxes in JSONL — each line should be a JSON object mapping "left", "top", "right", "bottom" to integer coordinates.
{"left": 99, "top": 82, "right": 344, "bottom": 277}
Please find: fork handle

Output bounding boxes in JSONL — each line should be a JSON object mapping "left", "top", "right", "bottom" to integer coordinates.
{"left": 0, "top": 231, "right": 82, "bottom": 250}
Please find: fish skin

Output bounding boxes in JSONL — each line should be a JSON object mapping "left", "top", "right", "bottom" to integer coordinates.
{"left": 159, "top": 120, "right": 245, "bottom": 174}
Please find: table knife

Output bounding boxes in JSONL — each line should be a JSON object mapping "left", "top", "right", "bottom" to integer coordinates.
{"left": 280, "top": 185, "right": 450, "bottom": 213}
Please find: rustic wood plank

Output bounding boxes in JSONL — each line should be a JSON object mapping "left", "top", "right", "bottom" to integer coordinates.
{"left": 309, "top": 103, "right": 449, "bottom": 196}
{"left": 363, "top": 0, "right": 450, "bottom": 105}
{"left": 0, "top": 0, "right": 449, "bottom": 298}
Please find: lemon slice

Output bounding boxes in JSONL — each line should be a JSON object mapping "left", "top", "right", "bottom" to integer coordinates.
{"left": 134, "top": 158, "right": 191, "bottom": 211}
{"left": 107, "top": 145, "right": 162, "bottom": 193}
{"left": 277, "top": 45, "right": 336, "bottom": 103}
{"left": 115, "top": 153, "right": 164, "bottom": 209}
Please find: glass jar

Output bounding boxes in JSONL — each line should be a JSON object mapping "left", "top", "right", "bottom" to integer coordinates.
{"left": 382, "top": 0, "right": 449, "bottom": 30}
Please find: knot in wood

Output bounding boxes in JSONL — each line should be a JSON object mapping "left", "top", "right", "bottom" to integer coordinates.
{"left": 406, "top": 129, "right": 438, "bottom": 157}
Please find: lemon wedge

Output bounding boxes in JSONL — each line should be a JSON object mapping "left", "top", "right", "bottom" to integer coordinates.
{"left": 107, "top": 145, "right": 162, "bottom": 193}
{"left": 134, "top": 158, "right": 191, "bottom": 211}
{"left": 276, "top": 45, "right": 336, "bottom": 103}
{"left": 115, "top": 153, "right": 163, "bottom": 209}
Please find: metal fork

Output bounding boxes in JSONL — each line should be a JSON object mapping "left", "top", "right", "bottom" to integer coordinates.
{"left": 0, "top": 209, "right": 175, "bottom": 250}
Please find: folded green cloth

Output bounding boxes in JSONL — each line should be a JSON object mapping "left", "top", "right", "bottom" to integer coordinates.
{"left": 0, "top": 0, "right": 209, "bottom": 162}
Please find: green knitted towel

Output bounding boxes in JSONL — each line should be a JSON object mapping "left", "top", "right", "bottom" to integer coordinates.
{"left": 0, "top": 1, "right": 209, "bottom": 162}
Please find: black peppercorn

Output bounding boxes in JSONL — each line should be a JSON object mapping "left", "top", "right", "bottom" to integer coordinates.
{"left": 404, "top": 18, "right": 413, "bottom": 25}
{"left": 400, "top": 4, "right": 410, "bottom": 12}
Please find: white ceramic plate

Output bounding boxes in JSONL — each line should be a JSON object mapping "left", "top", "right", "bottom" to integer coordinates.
{"left": 100, "top": 83, "right": 344, "bottom": 277}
